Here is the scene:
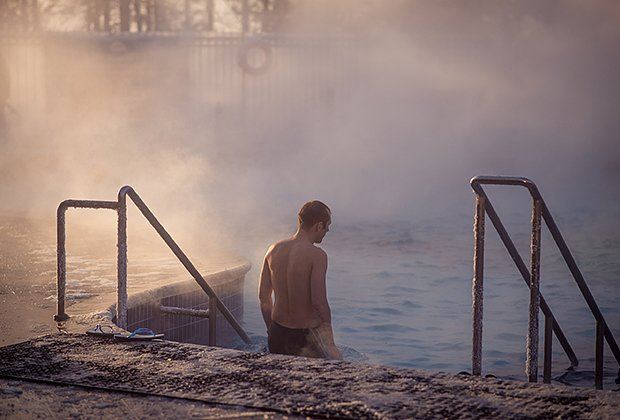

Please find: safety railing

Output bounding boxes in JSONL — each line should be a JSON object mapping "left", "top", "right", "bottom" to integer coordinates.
{"left": 54, "top": 185, "right": 252, "bottom": 346}
{"left": 470, "top": 175, "right": 620, "bottom": 389}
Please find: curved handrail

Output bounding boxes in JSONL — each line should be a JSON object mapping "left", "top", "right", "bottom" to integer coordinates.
{"left": 55, "top": 199, "right": 119, "bottom": 322}
{"left": 471, "top": 176, "right": 545, "bottom": 381}
{"left": 471, "top": 175, "right": 542, "bottom": 199}
{"left": 470, "top": 175, "right": 620, "bottom": 388}
{"left": 55, "top": 188, "right": 252, "bottom": 346}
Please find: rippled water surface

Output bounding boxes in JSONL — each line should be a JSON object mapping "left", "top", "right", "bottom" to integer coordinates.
{"left": 241, "top": 207, "right": 620, "bottom": 389}
{"left": 2, "top": 202, "right": 619, "bottom": 389}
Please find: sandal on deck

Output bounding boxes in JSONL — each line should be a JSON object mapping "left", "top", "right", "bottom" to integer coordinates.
{"left": 114, "top": 327, "right": 164, "bottom": 341}
{"left": 86, "top": 324, "right": 119, "bottom": 338}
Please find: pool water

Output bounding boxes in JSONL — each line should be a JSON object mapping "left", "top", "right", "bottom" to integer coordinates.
{"left": 2, "top": 195, "right": 619, "bottom": 390}
{"left": 240, "top": 206, "right": 620, "bottom": 389}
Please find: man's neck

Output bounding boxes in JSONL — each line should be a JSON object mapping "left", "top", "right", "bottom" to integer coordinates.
{"left": 293, "top": 228, "right": 315, "bottom": 244}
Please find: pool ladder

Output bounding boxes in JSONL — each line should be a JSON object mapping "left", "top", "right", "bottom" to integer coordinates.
{"left": 470, "top": 176, "right": 620, "bottom": 389}
{"left": 54, "top": 185, "right": 252, "bottom": 346}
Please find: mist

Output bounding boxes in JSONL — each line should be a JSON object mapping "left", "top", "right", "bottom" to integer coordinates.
{"left": 1, "top": 0, "right": 619, "bottom": 267}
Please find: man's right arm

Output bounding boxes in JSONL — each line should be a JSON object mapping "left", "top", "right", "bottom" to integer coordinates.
{"left": 310, "top": 249, "right": 342, "bottom": 360}
{"left": 258, "top": 253, "right": 273, "bottom": 332}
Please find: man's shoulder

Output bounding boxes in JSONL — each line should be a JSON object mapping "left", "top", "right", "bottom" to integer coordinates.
{"left": 266, "top": 239, "right": 294, "bottom": 259}
{"left": 310, "top": 245, "right": 328, "bottom": 260}
{"left": 268, "top": 239, "right": 327, "bottom": 261}
{"left": 270, "top": 238, "right": 293, "bottom": 251}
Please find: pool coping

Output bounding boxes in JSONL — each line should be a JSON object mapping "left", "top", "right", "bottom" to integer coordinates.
{"left": 1, "top": 333, "right": 619, "bottom": 419}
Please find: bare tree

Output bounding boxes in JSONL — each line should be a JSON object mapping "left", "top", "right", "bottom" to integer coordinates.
{"left": 120, "top": 0, "right": 130, "bottom": 31}
{"left": 228, "top": 0, "right": 295, "bottom": 33}
{"left": 205, "top": 0, "right": 214, "bottom": 31}
{"left": 0, "top": 0, "right": 40, "bottom": 32}
{"left": 0, "top": 0, "right": 311, "bottom": 34}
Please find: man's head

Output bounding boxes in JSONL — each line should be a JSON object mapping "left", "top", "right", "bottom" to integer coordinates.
{"left": 298, "top": 200, "right": 331, "bottom": 243}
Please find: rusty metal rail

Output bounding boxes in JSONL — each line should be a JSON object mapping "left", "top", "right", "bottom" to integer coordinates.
{"left": 55, "top": 200, "right": 119, "bottom": 323}
{"left": 470, "top": 175, "right": 620, "bottom": 389}
{"left": 54, "top": 186, "right": 252, "bottom": 346}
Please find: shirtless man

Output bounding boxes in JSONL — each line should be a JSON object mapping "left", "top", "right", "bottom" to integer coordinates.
{"left": 258, "top": 200, "right": 342, "bottom": 360}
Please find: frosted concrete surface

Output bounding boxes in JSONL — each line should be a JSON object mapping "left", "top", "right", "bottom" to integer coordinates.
{"left": 1, "top": 334, "right": 619, "bottom": 419}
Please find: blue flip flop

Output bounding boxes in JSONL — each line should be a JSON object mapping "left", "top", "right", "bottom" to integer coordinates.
{"left": 114, "top": 327, "right": 164, "bottom": 341}
{"left": 86, "top": 324, "right": 119, "bottom": 338}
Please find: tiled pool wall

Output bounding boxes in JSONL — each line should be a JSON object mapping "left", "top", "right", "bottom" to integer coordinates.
{"left": 110, "top": 262, "right": 251, "bottom": 347}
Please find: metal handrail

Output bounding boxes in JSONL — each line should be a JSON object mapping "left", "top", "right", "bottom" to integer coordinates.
{"left": 55, "top": 186, "right": 252, "bottom": 346}
{"left": 55, "top": 200, "right": 119, "bottom": 322}
{"left": 470, "top": 175, "right": 620, "bottom": 389}
{"left": 117, "top": 186, "right": 251, "bottom": 344}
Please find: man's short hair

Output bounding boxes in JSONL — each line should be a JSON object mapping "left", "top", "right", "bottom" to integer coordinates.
{"left": 298, "top": 200, "right": 331, "bottom": 230}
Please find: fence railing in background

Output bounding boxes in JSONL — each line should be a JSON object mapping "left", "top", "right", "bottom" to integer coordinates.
{"left": 188, "top": 33, "right": 359, "bottom": 117}
{"left": 1, "top": 32, "right": 359, "bottom": 136}
{"left": 470, "top": 175, "right": 620, "bottom": 389}
{"left": 0, "top": 34, "right": 45, "bottom": 125}
{"left": 55, "top": 186, "right": 251, "bottom": 346}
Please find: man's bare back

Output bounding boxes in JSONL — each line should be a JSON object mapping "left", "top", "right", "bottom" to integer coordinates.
{"left": 258, "top": 200, "right": 342, "bottom": 359}
{"left": 265, "top": 238, "right": 326, "bottom": 329}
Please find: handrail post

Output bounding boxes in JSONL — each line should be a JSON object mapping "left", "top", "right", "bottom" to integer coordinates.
{"left": 526, "top": 198, "right": 542, "bottom": 382}
{"left": 543, "top": 314, "right": 553, "bottom": 384}
{"left": 472, "top": 193, "right": 485, "bottom": 376}
{"left": 54, "top": 203, "right": 70, "bottom": 322}
{"left": 595, "top": 320, "right": 604, "bottom": 390}
{"left": 209, "top": 297, "right": 217, "bottom": 346}
{"left": 117, "top": 191, "right": 128, "bottom": 330}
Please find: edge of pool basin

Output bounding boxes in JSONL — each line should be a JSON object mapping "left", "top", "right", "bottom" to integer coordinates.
{"left": 1, "top": 333, "right": 620, "bottom": 419}
{"left": 60, "top": 259, "right": 251, "bottom": 338}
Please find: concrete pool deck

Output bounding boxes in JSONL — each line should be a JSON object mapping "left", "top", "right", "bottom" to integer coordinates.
{"left": 1, "top": 334, "right": 620, "bottom": 419}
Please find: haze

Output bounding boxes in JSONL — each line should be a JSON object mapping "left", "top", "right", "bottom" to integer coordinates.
{"left": 1, "top": 0, "right": 619, "bottom": 261}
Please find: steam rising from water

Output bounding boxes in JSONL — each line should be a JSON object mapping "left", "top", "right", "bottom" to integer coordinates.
{"left": 1, "top": 2, "right": 619, "bottom": 380}
{"left": 1, "top": 1, "right": 619, "bottom": 279}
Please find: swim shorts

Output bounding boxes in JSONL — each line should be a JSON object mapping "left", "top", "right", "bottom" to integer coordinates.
{"left": 268, "top": 321, "right": 329, "bottom": 359}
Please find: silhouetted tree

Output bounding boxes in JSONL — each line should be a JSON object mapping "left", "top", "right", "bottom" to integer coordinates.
{"left": 0, "top": 0, "right": 40, "bottom": 32}
{"left": 2, "top": 0, "right": 370, "bottom": 34}
{"left": 120, "top": 0, "right": 130, "bottom": 31}
{"left": 228, "top": 0, "right": 295, "bottom": 33}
